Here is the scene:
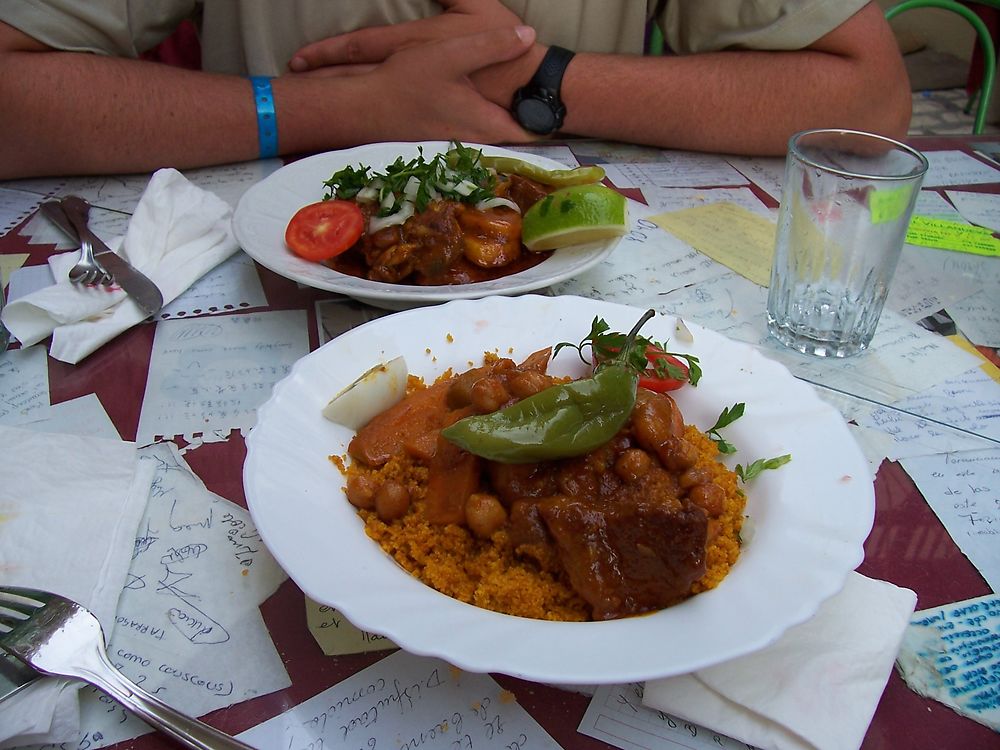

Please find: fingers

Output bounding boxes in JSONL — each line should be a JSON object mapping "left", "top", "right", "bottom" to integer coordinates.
{"left": 290, "top": 24, "right": 416, "bottom": 71}
{"left": 432, "top": 25, "right": 536, "bottom": 77}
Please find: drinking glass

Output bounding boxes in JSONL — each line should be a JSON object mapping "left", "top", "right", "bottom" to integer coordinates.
{"left": 766, "top": 129, "right": 928, "bottom": 357}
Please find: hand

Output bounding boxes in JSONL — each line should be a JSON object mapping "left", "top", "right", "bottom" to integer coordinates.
{"left": 288, "top": 0, "right": 545, "bottom": 107}
{"left": 324, "top": 25, "right": 539, "bottom": 145}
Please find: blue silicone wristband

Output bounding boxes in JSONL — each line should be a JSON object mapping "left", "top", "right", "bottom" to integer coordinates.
{"left": 250, "top": 76, "right": 278, "bottom": 159}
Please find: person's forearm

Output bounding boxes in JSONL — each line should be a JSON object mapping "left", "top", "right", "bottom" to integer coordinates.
{"left": 0, "top": 50, "right": 270, "bottom": 178}
{"left": 0, "top": 22, "right": 535, "bottom": 179}
{"left": 559, "top": 48, "right": 911, "bottom": 156}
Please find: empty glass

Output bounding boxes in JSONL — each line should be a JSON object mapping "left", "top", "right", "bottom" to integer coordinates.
{"left": 766, "top": 129, "right": 929, "bottom": 358}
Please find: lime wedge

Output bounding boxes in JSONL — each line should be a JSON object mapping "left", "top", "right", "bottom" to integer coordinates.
{"left": 521, "top": 184, "right": 628, "bottom": 251}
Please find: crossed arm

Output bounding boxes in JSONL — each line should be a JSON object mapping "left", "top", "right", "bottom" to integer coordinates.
{"left": 291, "top": 0, "right": 912, "bottom": 155}
{"left": 0, "top": 0, "right": 910, "bottom": 179}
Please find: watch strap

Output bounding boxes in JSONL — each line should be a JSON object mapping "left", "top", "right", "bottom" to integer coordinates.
{"left": 529, "top": 45, "right": 575, "bottom": 97}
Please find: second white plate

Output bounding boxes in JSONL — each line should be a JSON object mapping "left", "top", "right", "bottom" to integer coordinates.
{"left": 233, "top": 142, "right": 620, "bottom": 309}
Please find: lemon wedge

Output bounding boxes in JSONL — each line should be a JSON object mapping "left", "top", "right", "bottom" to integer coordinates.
{"left": 521, "top": 184, "right": 628, "bottom": 252}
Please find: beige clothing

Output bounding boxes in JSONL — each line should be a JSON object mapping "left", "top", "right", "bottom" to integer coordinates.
{"left": 1, "top": 0, "right": 869, "bottom": 76}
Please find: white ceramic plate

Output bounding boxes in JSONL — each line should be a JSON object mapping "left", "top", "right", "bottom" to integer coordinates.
{"left": 244, "top": 295, "right": 874, "bottom": 683}
{"left": 232, "top": 142, "right": 619, "bottom": 309}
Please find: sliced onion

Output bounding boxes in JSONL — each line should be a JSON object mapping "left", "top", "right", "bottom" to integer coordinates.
{"left": 454, "top": 179, "right": 477, "bottom": 197}
{"left": 369, "top": 200, "right": 414, "bottom": 233}
{"left": 403, "top": 176, "right": 421, "bottom": 200}
{"left": 356, "top": 186, "right": 379, "bottom": 203}
{"left": 475, "top": 196, "right": 521, "bottom": 213}
{"left": 379, "top": 190, "right": 397, "bottom": 213}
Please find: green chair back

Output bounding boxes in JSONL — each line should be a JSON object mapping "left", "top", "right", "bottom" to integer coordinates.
{"left": 886, "top": 0, "right": 997, "bottom": 134}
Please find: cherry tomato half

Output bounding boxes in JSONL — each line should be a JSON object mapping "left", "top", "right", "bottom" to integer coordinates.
{"left": 594, "top": 344, "right": 691, "bottom": 392}
{"left": 639, "top": 346, "right": 690, "bottom": 392}
{"left": 285, "top": 200, "right": 364, "bottom": 261}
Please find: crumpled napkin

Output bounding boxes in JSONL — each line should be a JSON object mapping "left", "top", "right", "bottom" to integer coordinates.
{"left": 0, "top": 425, "right": 154, "bottom": 748}
{"left": 1, "top": 168, "right": 239, "bottom": 364}
{"left": 643, "top": 573, "right": 917, "bottom": 750}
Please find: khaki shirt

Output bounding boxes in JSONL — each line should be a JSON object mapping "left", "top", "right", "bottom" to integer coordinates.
{"left": 1, "top": 0, "right": 868, "bottom": 76}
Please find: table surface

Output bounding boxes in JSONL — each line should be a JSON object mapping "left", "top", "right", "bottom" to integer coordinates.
{"left": 1, "top": 135, "right": 997, "bottom": 750}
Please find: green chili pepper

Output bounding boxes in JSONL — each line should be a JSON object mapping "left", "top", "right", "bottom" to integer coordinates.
{"left": 441, "top": 309, "right": 655, "bottom": 463}
{"left": 445, "top": 147, "right": 605, "bottom": 187}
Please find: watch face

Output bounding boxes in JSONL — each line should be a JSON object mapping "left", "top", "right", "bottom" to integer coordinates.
{"left": 515, "top": 97, "right": 557, "bottom": 135}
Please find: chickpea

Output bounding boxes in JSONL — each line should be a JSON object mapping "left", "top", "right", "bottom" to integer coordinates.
{"left": 471, "top": 377, "right": 510, "bottom": 413}
{"left": 688, "top": 483, "right": 726, "bottom": 516}
{"left": 614, "top": 448, "right": 653, "bottom": 483}
{"left": 631, "top": 391, "right": 684, "bottom": 453}
{"left": 678, "top": 466, "right": 713, "bottom": 490}
{"left": 345, "top": 474, "right": 377, "bottom": 510}
{"left": 446, "top": 372, "right": 478, "bottom": 408}
{"left": 656, "top": 436, "right": 699, "bottom": 472}
{"left": 507, "top": 370, "right": 550, "bottom": 399}
{"left": 465, "top": 493, "right": 508, "bottom": 539}
{"left": 374, "top": 480, "right": 411, "bottom": 521}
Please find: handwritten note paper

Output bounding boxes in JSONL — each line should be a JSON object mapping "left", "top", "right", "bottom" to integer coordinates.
{"left": 0, "top": 344, "right": 50, "bottom": 425}
{"left": 159, "top": 252, "right": 268, "bottom": 320}
{"left": 605, "top": 153, "right": 748, "bottom": 189}
{"left": 726, "top": 155, "right": 786, "bottom": 201}
{"left": 578, "top": 683, "right": 751, "bottom": 750}
{"left": 900, "top": 449, "right": 1000, "bottom": 592}
{"left": 306, "top": 598, "right": 398, "bottom": 655}
{"left": 22, "top": 393, "right": 120, "bottom": 439}
{"left": 915, "top": 189, "right": 965, "bottom": 220}
{"left": 896, "top": 593, "right": 1000, "bottom": 731}
{"left": 136, "top": 309, "right": 309, "bottom": 444}
{"left": 42, "top": 442, "right": 291, "bottom": 750}
{"left": 551, "top": 203, "right": 729, "bottom": 304}
{"left": 946, "top": 189, "right": 1000, "bottom": 232}
{"left": 886, "top": 244, "right": 980, "bottom": 321}
{"left": 949, "top": 289, "right": 1000, "bottom": 348}
{"left": 0, "top": 186, "right": 43, "bottom": 235}
{"left": 238, "top": 649, "right": 561, "bottom": 750}
{"left": 641, "top": 186, "right": 773, "bottom": 218}
{"left": 651, "top": 202, "right": 776, "bottom": 286}
{"left": 856, "top": 371, "right": 1000, "bottom": 455}
{"left": 922, "top": 150, "right": 1000, "bottom": 188}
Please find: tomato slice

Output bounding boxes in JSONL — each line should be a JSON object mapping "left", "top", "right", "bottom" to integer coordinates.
{"left": 639, "top": 346, "right": 690, "bottom": 392}
{"left": 594, "top": 343, "right": 691, "bottom": 392}
{"left": 285, "top": 200, "right": 364, "bottom": 261}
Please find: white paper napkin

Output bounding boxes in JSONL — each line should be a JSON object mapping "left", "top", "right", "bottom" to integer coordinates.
{"left": 1, "top": 168, "right": 240, "bottom": 364}
{"left": 643, "top": 573, "right": 917, "bottom": 750}
{"left": 0, "top": 425, "right": 154, "bottom": 748}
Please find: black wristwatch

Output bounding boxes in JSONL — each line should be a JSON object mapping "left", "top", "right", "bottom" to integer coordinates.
{"left": 511, "top": 45, "right": 575, "bottom": 135}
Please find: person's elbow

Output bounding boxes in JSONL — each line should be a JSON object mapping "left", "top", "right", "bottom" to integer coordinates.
{"left": 849, "top": 59, "right": 912, "bottom": 142}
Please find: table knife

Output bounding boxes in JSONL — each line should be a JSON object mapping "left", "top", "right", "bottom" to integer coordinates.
{"left": 43, "top": 197, "right": 164, "bottom": 318}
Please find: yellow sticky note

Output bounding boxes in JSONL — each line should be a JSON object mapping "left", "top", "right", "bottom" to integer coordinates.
{"left": 0, "top": 253, "right": 29, "bottom": 289}
{"left": 905, "top": 217, "right": 1000, "bottom": 258}
{"left": 869, "top": 186, "right": 912, "bottom": 224}
{"left": 650, "top": 202, "right": 776, "bottom": 287}
{"left": 305, "top": 597, "right": 396, "bottom": 656}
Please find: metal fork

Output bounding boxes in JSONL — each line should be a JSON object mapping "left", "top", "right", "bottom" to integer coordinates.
{"left": 39, "top": 199, "right": 114, "bottom": 286}
{"left": 0, "top": 586, "right": 254, "bottom": 750}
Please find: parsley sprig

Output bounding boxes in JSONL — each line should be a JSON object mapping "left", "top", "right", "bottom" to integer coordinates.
{"left": 736, "top": 454, "right": 792, "bottom": 482}
{"left": 706, "top": 402, "right": 792, "bottom": 482}
{"left": 705, "top": 402, "right": 744, "bottom": 454}
{"left": 554, "top": 316, "right": 701, "bottom": 387}
{"left": 322, "top": 142, "right": 496, "bottom": 218}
